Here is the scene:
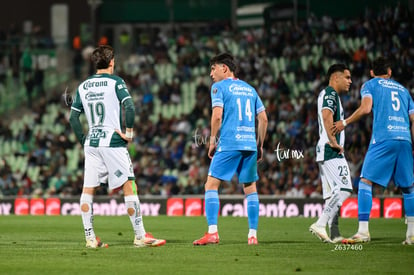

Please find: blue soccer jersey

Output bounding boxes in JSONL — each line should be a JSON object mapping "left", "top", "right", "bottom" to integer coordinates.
{"left": 211, "top": 77, "right": 265, "bottom": 151}
{"left": 361, "top": 78, "right": 414, "bottom": 144}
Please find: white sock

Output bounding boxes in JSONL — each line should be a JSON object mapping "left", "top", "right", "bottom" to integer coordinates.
{"left": 327, "top": 191, "right": 351, "bottom": 227}
{"left": 248, "top": 229, "right": 257, "bottom": 238}
{"left": 80, "top": 193, "right": 95, "bottom": 240}
{"left": 208, "top": 225, "right": 218, "bottom": 234}
{"left": 406, "top": 217, "right": 414, "bottom": 237}
{"left": 125, "top": 195, "right": 146, "bottom": 239}
{"left": 317, "top": 193, "right": 340, "bottom": 227}
{"left": 358, "top": 221, "right": 369, "bottom": 233}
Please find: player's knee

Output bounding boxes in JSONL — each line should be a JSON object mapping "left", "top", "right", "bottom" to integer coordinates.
{"left": 81, "top": 203, "right": 90, "bottom": 212}
{"left": 127, "top": 207, "right": 135, "bottom": 216}
{"left": 401, "top": 185, "right": 414, "bottom": 194}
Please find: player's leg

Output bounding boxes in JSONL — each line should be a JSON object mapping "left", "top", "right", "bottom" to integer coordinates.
{"left": 122, "top": 180, "right": 166, "bottom": 247}
{"left": 243, "top": 183, "right": 259, "bottom": 245}
{"left": 401, "top": 185, "right": 414, "bottom": 244}
{"left": 193, "top": 175, "right": 221, "bottom": 245}
{"left": 329, "top": 213, "right": 341, "bottom": 241}
{"left": 344, "top": 142, "right": 394, "bottom": 244}
{"left": 193, "top": 151, "right": 238, "bottom": 245}
{"left": 81, "top": 147, "right": 107, "bottom": 248}
{"left": 393, "top": 141, "right": 414, "bottom": 244}
{"left": 310, "top": 159, "right": 352, "bottom": 242}
{"left": 239, "top": 151, "right": 259, "bottom": 245}
{"left": 102, "top": 147, "right": 165, "bottom": 247}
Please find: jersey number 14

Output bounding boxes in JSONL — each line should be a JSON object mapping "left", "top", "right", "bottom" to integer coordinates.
{"left": 236, "top": 98, "right": 253, "bottom": 121}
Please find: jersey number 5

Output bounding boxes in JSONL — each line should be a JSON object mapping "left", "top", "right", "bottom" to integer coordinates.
{"left": 236, "top": 98, "right": 253, "bottom": 121}
{"left": 391, "top": 91, "right": 400, "bottom": 111}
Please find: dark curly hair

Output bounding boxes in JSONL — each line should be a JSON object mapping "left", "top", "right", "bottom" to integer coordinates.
{"left": 91, "top": 45, "right": 114, "bottom": 70}
{"left": 210, "top": 53, "right": 238, "bottom": 75}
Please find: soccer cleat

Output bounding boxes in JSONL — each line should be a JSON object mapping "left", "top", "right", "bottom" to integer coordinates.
{"left": 193, "top": 232, "right": 220, "bottom": 245}
{"left": 330, "top": 236, "right": 344, "bottom": 244}
{"left": 342, "top": 232, "right": 371, "bottom": 244}
{"left": 248, "top": 236, "right": 258, "bottom": 245}
{"left": 134, "top": 233, "right": 166, "bottom": 247}
{"left": 85, "top": 236, "right": 108, "bottom": 248}
{"left": 309, "top": 223, "right": 331, "bottom": 243}
{"left": 402, "top": 236, "right": 414, "bottom": 245}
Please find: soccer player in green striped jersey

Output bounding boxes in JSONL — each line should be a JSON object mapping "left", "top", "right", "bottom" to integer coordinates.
{"left": 309, "top": 64, "right": 353, "bottom": 243}
{"left": 69, "top": 45, "right": 165, "bottom": 248}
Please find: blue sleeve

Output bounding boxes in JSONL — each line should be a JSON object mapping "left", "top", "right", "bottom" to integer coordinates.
{"left": 211, "top": 83, "right": 224, "bottom": 108}
{"left": 408, "top": 93, "right": 414, "bottom": 115}
{"left": 361, "top": 81, "right": 372, "bottom": 98}
{"left": 256, "top": 94, "right": 265, "bottom": 114}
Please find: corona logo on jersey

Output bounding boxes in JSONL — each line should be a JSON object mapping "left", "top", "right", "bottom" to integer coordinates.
{"left": 83, "top": 80, "right": 108, "bottom": 90}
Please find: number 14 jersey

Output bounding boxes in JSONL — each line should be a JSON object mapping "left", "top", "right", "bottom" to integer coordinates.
{"left": 211, "top": 77, "right": 265, "bottom": 152}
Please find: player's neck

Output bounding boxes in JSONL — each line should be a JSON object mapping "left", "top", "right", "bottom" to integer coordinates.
{"left": 96, "top": 68, "right": 113, "bottom": 75}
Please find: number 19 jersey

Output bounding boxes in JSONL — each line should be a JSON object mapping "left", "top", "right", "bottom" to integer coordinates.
{"left": 71, "top": 73, "right": 131, "bottom": 147}
{"left": 211, "top": 77, "right": 265, "bottom": 151}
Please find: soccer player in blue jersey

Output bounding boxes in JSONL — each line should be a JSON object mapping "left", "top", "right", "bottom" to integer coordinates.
{"left": 333, "top": 57, "right": 414, "bottom": 244}
{"left": 193, "top": 53, "right": 268, "bottom": 245}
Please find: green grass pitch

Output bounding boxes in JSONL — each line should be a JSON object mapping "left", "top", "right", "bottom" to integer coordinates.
{"left": 0, "top": 215, "right": 413, "bottom": 274}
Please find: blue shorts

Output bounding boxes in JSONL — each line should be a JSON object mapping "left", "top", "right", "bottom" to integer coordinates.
{"left": 361, "top": 140, "right": 413, "bottom": 188}
{"left": 208, "top": 150, "right": 258, "bottom": 183}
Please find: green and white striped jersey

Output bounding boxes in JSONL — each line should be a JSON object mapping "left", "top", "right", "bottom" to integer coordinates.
{"left": 71, "top": 73, "right": 130, "bottom": 147}
{"left": 316, "top": 86, "right": 345, "bottom": 162}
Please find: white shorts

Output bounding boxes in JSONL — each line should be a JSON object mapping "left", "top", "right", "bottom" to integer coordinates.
{"left": 318, "top": 158, "right": 353, "bottom": 199}
{"left": 83, "top": 146, "right": 134, "bottom": 190}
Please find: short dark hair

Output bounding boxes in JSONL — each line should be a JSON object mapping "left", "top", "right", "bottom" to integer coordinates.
{"left": 210, "top": 53, "right": 238, "bottom": 73}
{"left": 91, "top": 45, "right": 114, "bottom": 70}
{"left": 371, "top": 57, "right": 392, "bottom": 75}
{"left": 327, "top": 64, "right": 349, "bottom": 80}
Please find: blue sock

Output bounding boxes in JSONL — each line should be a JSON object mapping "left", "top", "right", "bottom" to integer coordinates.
{"left": 205, "top": 190, "right": 219, "bottom": 226}
{"left": 403, "top": 193, "right": 414, "bottom": 217}
{"left": 246, "top": 192, "right": 259, "bottom": 230}
{"left": 358, "top": 181, "right": 372, "bottom": 221}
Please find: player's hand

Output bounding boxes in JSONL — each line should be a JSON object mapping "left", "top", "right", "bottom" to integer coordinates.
{"left": 332, "top": 121, "right": 345, "bottom": 135}
{"left": 208, "top": 143, "right": 216, "bottom": 159}
{"left": 257, "top": 146, "right": 263, "bottom": 162}
{"left": 115, "top": 129, "right": 133, "bottom": 142}
{"left": 327, "top": 141, "right": 344, "bottom": 154}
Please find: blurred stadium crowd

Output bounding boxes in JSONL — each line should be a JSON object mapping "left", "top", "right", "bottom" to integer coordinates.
{"left": 1, "top": 5, "right": 413, "bottom": 198}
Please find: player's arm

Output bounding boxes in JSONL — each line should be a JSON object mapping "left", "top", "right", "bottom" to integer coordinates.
{"left": 256, "top": 110, "right": 268, "bottom": 162}
{"left": 333, "top": 96, "right": 372, "bottom": 134}
{"left": 209, "top": 106, "right": 222, "bottom": 159}
{"left": 115, "top": 97, "right": 135, "bottom": 142}
{"left": 322, "top": 108, "right": 343, "bottom": 154}
{"left": 410, "top": 113, "right": 414, "bottom": 143}
{"left": 69, "top": 109, "right": 85, "bottom": 146}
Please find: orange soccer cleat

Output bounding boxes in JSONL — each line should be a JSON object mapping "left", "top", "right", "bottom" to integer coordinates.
{"left": 248, "top": 236, "right": 258, "bottom": 245}
{"left": 193, "top": 232, "right": 220, "bottom": 246}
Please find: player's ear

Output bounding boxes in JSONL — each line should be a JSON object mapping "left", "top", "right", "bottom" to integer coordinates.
{"left": 387, "top": 67, "right": 392, "bottom": 78}
{"left": 369, "top": 70, "right": 374, "bottom": 78}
